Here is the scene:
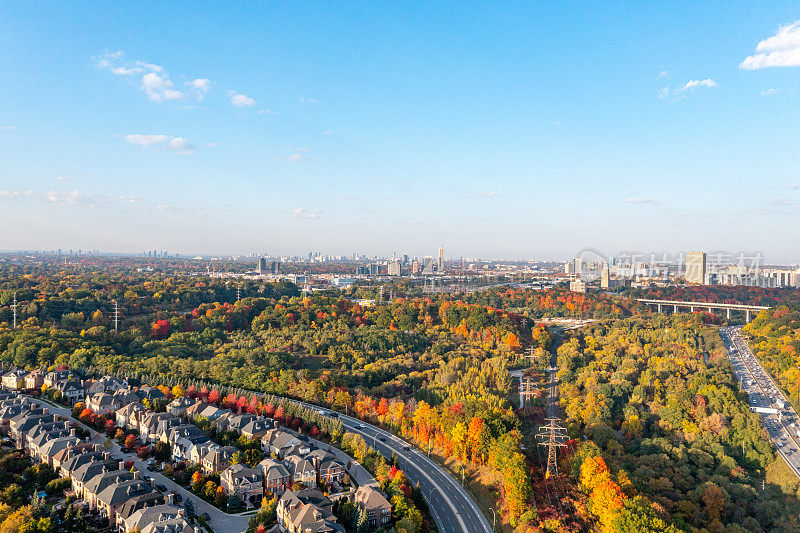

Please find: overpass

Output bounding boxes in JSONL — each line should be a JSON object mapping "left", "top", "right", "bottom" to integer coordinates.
{"left": 638, "top": 298, "right": 770, "bottom": 322}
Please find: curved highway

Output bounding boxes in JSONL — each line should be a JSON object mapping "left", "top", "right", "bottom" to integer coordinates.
{"left": 291, "top": 401, "right": 494, "bottom": 533}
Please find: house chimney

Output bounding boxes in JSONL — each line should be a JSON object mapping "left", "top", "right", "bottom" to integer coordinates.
{"left": 70, "top": 428, "right": 76, "bottom": 436}
{"left": 150, "top": 477, "right": 156, "bottom": 487}
{"left": 119, "top": 460, "right": 126, "bottom": 471}
{"left": 133, "top": 470, "right": 140, "bottom": 480}
{"left": 103, "top": 451, "right": 111, "bottom": 460}
{"left": 166, "top": 492, "right": 174, "bottom": 505}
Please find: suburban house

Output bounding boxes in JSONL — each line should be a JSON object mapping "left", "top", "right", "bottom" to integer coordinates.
{"left": 2, "top": 370, "right": 28, "bottom": 390}
{"left": 87, "top": 392, "right": 120, "bottom": 416}
{"left": 83, "top": 469, "right": 134, "bottom": 509}
{"left": 220, "top": 463, "right": 264, "bottom": 508}
{"left": 96, "top": 478, "right": 157, "bottom": 526}
{"left": 55, "top": 380, "right": 85, "bottom": 405}
{"left": 283, "top": 455, "right": 317, "bottom": 488}
{"left": 201, "top": 445, "right": 237, "bottom": 474}
{"left": 166, "top": 396, "right": 198, "bottom": 417}
{"left": 44, "top": 369, "right": 74, "bottom": 387}
{"left": 306, "top": 449, "right": 345, "bottom": 484}
{"left": 71, "top": 459, "right": 124, "bottom": 496}
{"left": 24, "top": 370, "right": 45, "bottom": 390}
{"left": 276, "top": 489, "right": 342, "bottom": 533}
{"left": 136, "top": 386, "right": 166, "bottom": 402}
{"left": 258, "top": 458, "right": 291, "bottom": 497}
{"left": 354, "top": 486, "right": 392, "bottom": 528}
{"left": 261, "top": 428, "right": 311, "bottom": 459}
{"left": 240, "top": 417, "right": 274, "bottom": 440}
{"left": 116, "top": 402, "right": 147, "bottom": 429}
{"left": 139, "top": 412, "right": 174, "bottom": 443}
{"left": 86, "top": 375, "right": 128, "bottom": 395}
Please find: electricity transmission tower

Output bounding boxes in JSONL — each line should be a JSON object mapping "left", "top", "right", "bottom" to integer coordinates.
{"left": 536, "top": 418, "right": 568, "bottom": 478}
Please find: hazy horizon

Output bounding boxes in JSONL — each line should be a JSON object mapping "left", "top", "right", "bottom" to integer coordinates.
{"left": 3, "top": 3, "right": 800, "bottom": 262}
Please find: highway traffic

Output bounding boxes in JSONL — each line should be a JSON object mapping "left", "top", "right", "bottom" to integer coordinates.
{"left": 721, "top": 326, "right": 800, "bottom": 477}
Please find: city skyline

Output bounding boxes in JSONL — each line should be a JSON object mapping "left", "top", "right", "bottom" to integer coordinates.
{"left": 3, "top": 3, "right": 800, "bottom": 260}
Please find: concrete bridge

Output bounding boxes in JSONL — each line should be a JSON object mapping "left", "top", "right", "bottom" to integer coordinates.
{"left": 638, "top": 298, "right": 770, "bottom": 322}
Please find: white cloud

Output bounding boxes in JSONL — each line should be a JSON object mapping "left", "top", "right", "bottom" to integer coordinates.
{"left": 187, "top": 78, "right": 211, "bottom": 100}
{"left": 761, "top": 88, "right": 782, "bottom": 95}
{"left": 473, "top": 192, "right": 499, "bottom": 198}
{"left": 657, "top": 70, "right": 670, "bottom": 79}
{"left": 258, "top": 109, "right": 275, "bottom": 115}
{"left": 322, "top": 130, "right": 334, "bottom": 136}
{"left": 660, "top": 79, "right": 717, "bottom": 100}
{"left": 95, "top": 50, "right": 210, "bottom": 103}
{"left": 46, "top": 190, "right": 92, "bottom": 206}
{"left": 741, "top": 21, "right": 800, "bottom": 70}
{"left": 93, "top": 50, "right": 124, "bottom": 69}
{"left": 54, "top": 176, "right": 72, "bottom": 182}
{"left": 142, "top": 72, "right": 183, "bottom": 101}
{"left": 0, "top": 190, "right": 33, "bottom": 199}
{"left": 625, "top": 197, "right": 656, "bottom": 204}
{"left": 125, "top": 134, "right": 170, "bottom": 146}
{"left": 279, "top": 147, "right": 311, "bottom": 163}
{"left": 124, "top": 134, "right": 196, "bottom": 154}
{"left": 681, "top": 79, "right": 717, "bottom": 91}
{"left": 1, "top": 126, "right": 15, "bottom": 131}
{"left": 292, "top": 208, "right": 321, "bottom": 219}
{"left": 44, "top": 190, "right": 138, "bottom": 208}
{"left": 165, "top": 137, "right": 195, "bottom": 154}
{"left": 227, "top": 90, "right": 255, "bottom": 106}
{"left": 111, "top": 66, "right": 143, "bottom": 76}
{"left": 300, "top": 97, "right": 317, "bottom": 104}
{"left": 203, "top": 142, "right": 218, "bottom": 148}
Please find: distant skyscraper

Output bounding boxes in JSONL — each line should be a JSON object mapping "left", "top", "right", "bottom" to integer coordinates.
{"left": 685, "top": 251, "right": 706, "bottom": 284}
{"left": 257, "top": 257, "right": 268, "bottom": 273}
{"left": 601, "top": 268, "right": 610, "bottom": 289}
{"left": 387, "top": 261, "right": 401, "bottom": 276}
{"left": 438, "top": 246, "right": 444, "bottom": 272}
{"left": 422, "top": 256, "right": 435, "bottom": 275}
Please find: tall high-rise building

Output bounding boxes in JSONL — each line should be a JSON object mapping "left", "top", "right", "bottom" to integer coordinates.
{"left": 422, "top": 256, "right": 435, "bottom": 275}
{"left": 600, "top": 268, "right": 610, "bottom": 289}
{"left": 685, "top": 251, "right": 706, "bottom": 284}
{"left": 387, "top": 261, "right": 401, "bottom": 276}
{"left": 438, "top": 246, "right": 444, "bottom": 272}
{"left": 257, "top": 257, "right": 268, "bottom": 273}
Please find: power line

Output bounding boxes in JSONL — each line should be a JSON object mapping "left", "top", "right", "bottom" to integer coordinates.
{"left": 12, "top": 292, "right": 16, "bottom": 329}
{"left": 536, "top": 417, "right": 568, "bottom": 478}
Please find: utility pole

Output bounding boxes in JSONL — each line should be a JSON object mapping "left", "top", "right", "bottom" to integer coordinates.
{"left": 536, "top": 418, "right": 568, "bottom": 478}
{"left": 113, "top": 300, "right": 119, "bottom": 332}
{"left": 12, "top": 292, "right": 17, "bottom": 329}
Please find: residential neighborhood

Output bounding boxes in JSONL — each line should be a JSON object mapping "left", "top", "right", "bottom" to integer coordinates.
{"left": 0, "top": 367, "right": 392, "bottom": 533}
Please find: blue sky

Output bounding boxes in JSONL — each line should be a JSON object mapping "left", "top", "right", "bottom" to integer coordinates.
{"left": 1, "top": 2, "right": 800, "bottom": 261}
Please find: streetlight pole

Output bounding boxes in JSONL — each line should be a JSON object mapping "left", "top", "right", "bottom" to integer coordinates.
{"left": 490, "top": 508, "right": 496, "bottom": 531}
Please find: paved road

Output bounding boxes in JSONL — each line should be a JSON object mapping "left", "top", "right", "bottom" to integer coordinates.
{"left": 336, "top": 414, "right": 494, "bottom": 533}
{"left": 31, "top": 398, "right": 250, "bottom": 533}
{"left": 287, "top": 399, "right": 494, "bottom": 533}
{"left": 720, "top": 326, "right": 800, "bottom": 478}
